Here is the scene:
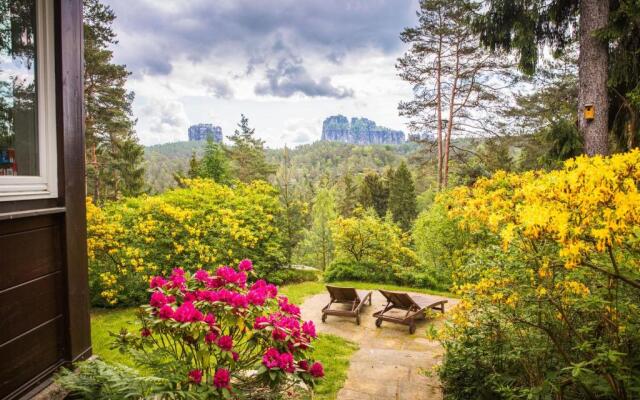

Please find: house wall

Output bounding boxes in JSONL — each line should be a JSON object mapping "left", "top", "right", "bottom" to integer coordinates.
{"left": 0, "top": 1, "right": 90, "bottom": 399}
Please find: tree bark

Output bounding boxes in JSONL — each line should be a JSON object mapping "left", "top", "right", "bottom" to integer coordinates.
{"left": 444, "top": 41, "right": 461, "bottom": 189}
{"left": 91, "top": 143, "right": 100, "bottom": 202}
{"left": 436, "top": 27, "right": 444, "bottom": 190}
{"left": 579, "top": 0, "right": 610, "bottom": 156}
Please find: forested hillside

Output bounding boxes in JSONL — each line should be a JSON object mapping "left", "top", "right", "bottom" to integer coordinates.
{"left": 143, "top": 136, "right": 541, "bottom": 195}
{"left": 144, "top": 141, "right": 206, "bottom": 193}
{"left": 267, "top": 141, "right": 418, "bottom": 184}
{"left": 144, "top": 140, "right": 421, "bottom": 194}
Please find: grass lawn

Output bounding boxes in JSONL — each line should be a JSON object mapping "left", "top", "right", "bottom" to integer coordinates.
{"left": 90, "top": 307, "right": 139, "bottom": 367}
{"left": 90, "top": 280, "right": 448, "bottom": 399}
{"left": 280, "top": 280, "right": 454, "bottom": 304}
{"left": 310, "top": 334, "right": 358, "bottom": 400}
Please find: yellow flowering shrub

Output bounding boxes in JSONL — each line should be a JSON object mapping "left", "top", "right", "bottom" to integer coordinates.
{"left": 87, "top": 179, "right": 285, "bottom": 306}
{"left": 439, "top": 151, "right": 640, "bottom": 399}
{"left": 325, "top": 209, "right": 431, "bottom": 287}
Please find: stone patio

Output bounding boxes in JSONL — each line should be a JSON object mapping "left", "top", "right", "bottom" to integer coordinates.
{"left": 300, "top": 290, "right": 459, "bottom": 400}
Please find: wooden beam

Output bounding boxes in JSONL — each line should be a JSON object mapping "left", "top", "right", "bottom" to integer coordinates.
{"left": 55, "top": 0, "right": 91, "bottom": 362}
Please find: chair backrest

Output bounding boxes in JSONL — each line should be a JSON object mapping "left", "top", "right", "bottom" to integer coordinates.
{"left": 378, "top": 289, "right": 419, "bottom": 310}
{"left": 326, "top": 285, "right": 359, "bottom": 302}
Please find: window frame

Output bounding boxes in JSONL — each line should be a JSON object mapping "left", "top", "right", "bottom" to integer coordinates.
{"left": 0, "top": 0, "right": 57, "bottom": 201}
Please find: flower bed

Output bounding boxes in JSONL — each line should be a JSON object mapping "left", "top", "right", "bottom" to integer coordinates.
{"left": 65, "top": 259, "right": 324, "bottom": 399}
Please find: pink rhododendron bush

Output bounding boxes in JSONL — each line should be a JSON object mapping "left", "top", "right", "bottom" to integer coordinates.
{"left": 91, "top": 259, "right": 325, "bottom": 399}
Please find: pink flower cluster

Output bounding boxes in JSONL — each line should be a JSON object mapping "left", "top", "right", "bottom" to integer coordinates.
{"left": 188, "top": 369, "right": 203, "bottom": 384}
{"left": 173, "top": 301, "right": 204, "bottom": 322}
{"left": 278, "top": 296, "right": 301, "bottom": 316}
{"left": 213, "top": 368, "right": 230, "bottom": 388}
{"left": 151, "top": 264, "right": 252, "bottom": 292}
{"left": 262, "top": 347, "right": 324, "bottom": 377}
{"left": 148, "top": 271, "right": 279, "bottom": 326}
{"left": 296, "top": 360, "right": 324, "bottom": 377}
{"left": 188, "top": 367, "right": 230, "bottom": 389}
{"left": 254, "top": 308, "right": 317, "bottom": 354}
{"left": 262, "top": 347, "right": 295, "bottom": 372}
{"left": 238, "top": 259, "right": 253, "bottom": 271}
{"left": 216, "top": 266, "right": 247, "bottom": 288}
{"left": 170, "top": 268, "right": 187, "bottom": 289}
{"left": 142, "top": 259, "right": 324, "bottom": 393}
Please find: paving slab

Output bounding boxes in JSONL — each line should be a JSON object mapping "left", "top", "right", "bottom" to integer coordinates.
{"left": 300, "top": 289, "right": 458, "bottom": 400}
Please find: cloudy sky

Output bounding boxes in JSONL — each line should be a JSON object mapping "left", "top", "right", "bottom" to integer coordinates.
{"left": 104, "top": 0, "right": 418, "bottom": 148}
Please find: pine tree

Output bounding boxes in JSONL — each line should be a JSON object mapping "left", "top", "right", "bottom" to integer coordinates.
{"left": 358, "top": 172, "right": 389, "bottom": 218}
{"left": 506, "top": 55, "right": 583, "bottom": 169}
{"left": 187, "top": 151, "right": 199, "bottom": 179}
{"left": 227, "top": 114, "right": 274, "bottom": 183}
{"left": 602, "top": 3, "right": 640, "bottom": 150}
{"left": 109, "top": 138, "right": 146, "bottom": 197}
{"left": 275, "top": 146, "right": 307, "bottom": 266}
{"left": 398, "top": 0, "right": 512, "bottom": 189}
{"left": 475, "top": 0, "right": 610, "bottom": 155}
{"left": 388, "top": 162, "right": 417, "bottom": 231}
{"left": 307, "top": 188, "right": 337, "bottom": 270}
{"left": 198, "top": 140, "right": 231, "bottom": 184}
{"left": 83, "top": 0, "right": 144, "bottom": 202}
{"left": 337, "top": 171, "right": 358, "bottom": 217}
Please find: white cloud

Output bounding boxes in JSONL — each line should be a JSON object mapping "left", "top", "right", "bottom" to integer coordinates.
{"left": 136, "top": 99, "right": 190, "bottom": 145}
{"left": 105, "top": 0, "right": 418, "bottom": 147}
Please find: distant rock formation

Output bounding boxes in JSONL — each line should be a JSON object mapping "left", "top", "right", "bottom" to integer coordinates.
{"left": 188, "top": 124, "right": 223, "bottom": 142}
{"left": 408, "top": 132, "right": 436, "bottom": 142}
{"left": 321, "top": 115, "right": 405, "bottom": 145}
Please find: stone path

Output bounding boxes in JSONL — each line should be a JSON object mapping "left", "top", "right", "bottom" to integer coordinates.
{"left": 300, "top": 290, "right": 458, "bottom": 400}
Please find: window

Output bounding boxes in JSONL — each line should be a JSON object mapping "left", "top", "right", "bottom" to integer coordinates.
{"left": 0, "top": 0, "right": 56, "bottom": 201}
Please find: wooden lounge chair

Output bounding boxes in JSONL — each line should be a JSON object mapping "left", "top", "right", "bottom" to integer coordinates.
{"left": 321, "top": 285, "right": 372, "bottom": 325}
{"left": 373, "top": 290, "right": 447, "bottom": 334}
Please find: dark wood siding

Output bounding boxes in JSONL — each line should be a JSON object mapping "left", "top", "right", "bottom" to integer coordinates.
{"left": 0, "top": 1, "right": 89, "bottom": 399}
{"left": 0, "top": 215, "right": 67, "bottom": 399}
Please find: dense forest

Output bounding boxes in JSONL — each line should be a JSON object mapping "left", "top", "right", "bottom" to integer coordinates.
{"left": 144, "top": 140, "right": 416, "bottom": 193}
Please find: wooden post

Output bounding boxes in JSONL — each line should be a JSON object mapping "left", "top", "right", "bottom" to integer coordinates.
{"left": 56, "top": 0, "right": 92, "bottom": 363}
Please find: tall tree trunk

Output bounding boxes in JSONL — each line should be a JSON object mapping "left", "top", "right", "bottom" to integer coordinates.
{"left": 91, "top": 143, "right": 100, "bottom": 202}
{"left": 443, "top": 41, "right": 461, "bottom": 189}
{"left": 436, "top": 29, "right": 444, "bottom": 190}
{"left": 579, "top": 0, "right": 610, "bottom": 156}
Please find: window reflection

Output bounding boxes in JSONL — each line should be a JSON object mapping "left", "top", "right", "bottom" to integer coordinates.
{"left": 0, "top": 0, "right": 38, "bottom": 176}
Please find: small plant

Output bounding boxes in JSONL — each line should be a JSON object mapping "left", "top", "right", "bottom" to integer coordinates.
{"left": 65, "top": 259, "right": 324, "bottom": 399}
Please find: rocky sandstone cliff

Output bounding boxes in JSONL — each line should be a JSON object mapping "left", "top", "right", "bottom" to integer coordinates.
{"left": 321, "top": 115, "right": 405, "bottom": 145}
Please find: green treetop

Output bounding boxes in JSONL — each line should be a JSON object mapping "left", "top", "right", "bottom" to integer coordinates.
{"left": 275, "top": 146, "right": 307, "bottom": 266}
{"left": 198, "top": 140, "right": 231, "bottom": 184}
{"left": 83, "top": 0, "right": 144, "bottom": 202}
{"left": 337, "top": 171, "right": 359, "bottom": 217}
{"left": 358, "top": 171, "right": 389, "bottom": 218}
{"left": 299, "top": 187, "right": 337, "bottom": 270}
{"left": 388, "top": 161, "right": 418, "bottom": 231}
{"left": 227, "top": 114, "right": 275, "bottom": 183}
